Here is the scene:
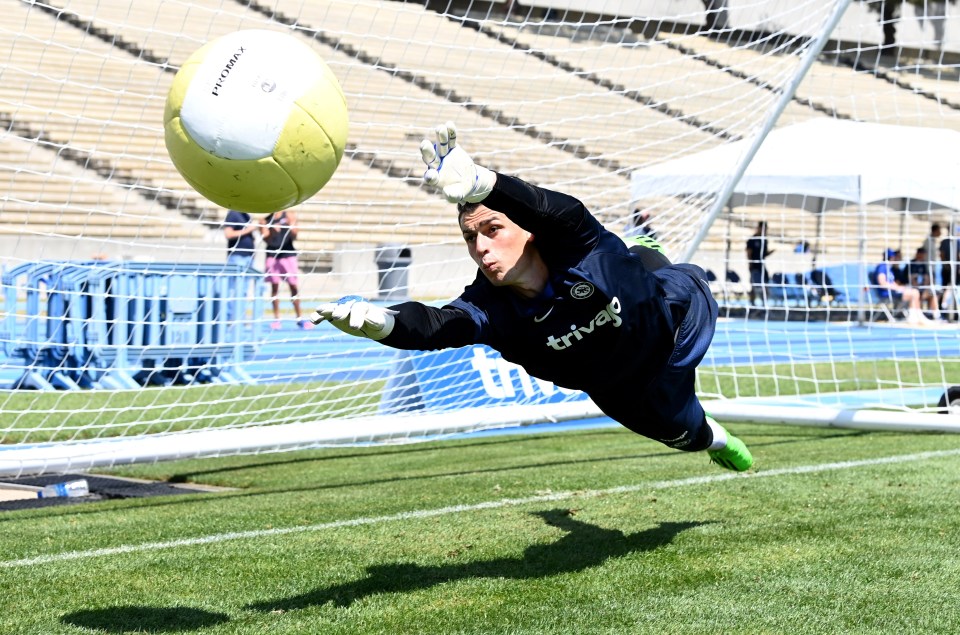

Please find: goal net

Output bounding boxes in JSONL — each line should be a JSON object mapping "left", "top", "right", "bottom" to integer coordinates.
{"left": 2, "top": 0, "right": 958, "bottom": 476}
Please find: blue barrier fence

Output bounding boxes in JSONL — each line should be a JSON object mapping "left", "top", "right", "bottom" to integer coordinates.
{"left": 759, "top": 263, "right": 866, "bottom": 308}
{"left": 1, "top": 261, "right": 264, "bottom": 390}
{"left": 770, "top": 262, "right": 905, "bottom": 308}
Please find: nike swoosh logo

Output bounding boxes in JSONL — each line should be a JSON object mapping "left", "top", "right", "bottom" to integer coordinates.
{"left": 533, "top": 306, "right": 554, "bottom": 323}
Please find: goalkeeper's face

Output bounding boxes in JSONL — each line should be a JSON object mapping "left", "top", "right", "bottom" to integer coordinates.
{"left": 460, "top": 205, "right": 543, "bottom": 293}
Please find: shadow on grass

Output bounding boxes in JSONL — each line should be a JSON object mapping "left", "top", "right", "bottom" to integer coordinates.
{"left": 165, "top": 428, "right": 628, "bottom": 482}
{"left": 247, "top": 510, "right": 708, "bottom": 611}
{"left": 163, "top": 430, "right": 870, "bottom": 495}
{"left": 61, "top": 605, "right": 229, "bottom": 632}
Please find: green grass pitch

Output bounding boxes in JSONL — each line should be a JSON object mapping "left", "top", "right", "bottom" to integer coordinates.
{"left": 2, "top": 421, "right": 960, "bottom": 634}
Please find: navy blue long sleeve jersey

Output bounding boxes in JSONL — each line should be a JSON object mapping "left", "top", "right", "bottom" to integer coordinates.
{"left": 381, "top": 174, "right": 714, "bottom": 396}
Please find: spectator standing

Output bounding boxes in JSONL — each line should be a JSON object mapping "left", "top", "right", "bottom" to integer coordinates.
{"left": 908, "top": 246, "right": 940, "bottom": 319}
{"left": 922, "top": 222, "right": 943, "bottom": 288}
{"left": 628, "top": 208, "right": 658, "bottom": 240}
{"left": 745, "top": 221, "right": 773, "bottom": 306}
{"left": 865, "top": 0, "right": 902, "bottom": 53}
{"left": 702, "top": 0, "right": 730, "bottom": 33}
{"left": 940, "top": 225, "right": 960, "bottom": 321}
{"left": 261, "top": 209, "right": 311, "bottom": 330}
{"left": 223, "top": 209, "right": 258, "bottom": 270}
{"left": 918, "top": 0, "right": 948, "bottom": 58}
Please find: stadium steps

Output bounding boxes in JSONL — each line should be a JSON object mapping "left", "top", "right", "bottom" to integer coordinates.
{"left": 5, "top": 0, "right": 957, "bottom": 274}
{"left": 256, "top": 0, "right": 633, "bottom": 203}
{"left": 0, "top": 133, "right": 207, "bottom": 242}
{"left": 820, "top": 49, "right": 960, "bottom": 115}
{"left": 680, "top": 32, "right": 959, "bottom": 130}
{"left": 0, "top": 3, "right": 218, "bottom": 230}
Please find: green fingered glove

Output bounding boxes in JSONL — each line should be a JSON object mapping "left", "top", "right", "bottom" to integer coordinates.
{"left": 419, "top": 121, "right": 496, "bottom": 205}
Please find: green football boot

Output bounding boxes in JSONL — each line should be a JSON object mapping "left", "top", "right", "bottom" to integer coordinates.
{"left": 623, "top": 234, "right": 666, "bottom": 255}
{"left": 708, "top": 429, "right": 753, "bottom": 472}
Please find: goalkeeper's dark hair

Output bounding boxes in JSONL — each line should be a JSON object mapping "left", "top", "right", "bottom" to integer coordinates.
{"left": 457, "top": 201, "right": 482, "bottom": 216}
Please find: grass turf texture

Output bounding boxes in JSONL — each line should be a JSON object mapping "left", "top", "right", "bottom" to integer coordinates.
{"left": 2, "top": 358, "right": 955, "bottom": 444}
{"left": 2, "top": 424, "right": 960, "bottom": 634}
{"left": 0, "top": 381, "right": 383, "bottom": 444}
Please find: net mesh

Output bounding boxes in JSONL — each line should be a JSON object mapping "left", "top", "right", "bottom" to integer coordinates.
{"left": 2, "top": 0, "right": 958, "bottom": 475}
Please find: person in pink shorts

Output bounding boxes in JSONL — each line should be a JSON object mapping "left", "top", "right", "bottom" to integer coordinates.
{"left": 261, "top": 209, "right": 312, "bottom": 330}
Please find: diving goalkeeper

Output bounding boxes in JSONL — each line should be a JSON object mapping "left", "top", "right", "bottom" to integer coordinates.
{"left": 312, "top": 123, "right": 753, "bottom": 471}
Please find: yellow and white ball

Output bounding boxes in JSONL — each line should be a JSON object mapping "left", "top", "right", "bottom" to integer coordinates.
{"left": 164, "top": 30, "right": 348, "bottom": 213}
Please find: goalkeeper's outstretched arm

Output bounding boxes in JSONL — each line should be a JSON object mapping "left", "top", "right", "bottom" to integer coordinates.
{"left": 420, "top": 121, "right": 602, "bottom": 257}
{"left": 311, "top": 296, "right": 477, "bottom": 350}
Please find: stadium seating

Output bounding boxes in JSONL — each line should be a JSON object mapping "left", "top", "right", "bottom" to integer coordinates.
{"left": 0, "top": 1, "right": 954, "bottom": 286}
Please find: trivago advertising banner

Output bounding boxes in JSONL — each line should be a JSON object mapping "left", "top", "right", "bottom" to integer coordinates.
{"left": 380, "top": 346, "right": 589, "bottom": 413}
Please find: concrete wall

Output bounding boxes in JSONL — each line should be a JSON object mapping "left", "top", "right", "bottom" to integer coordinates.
{"left": 507, "top": 0, "right": 960, "bottom": 55}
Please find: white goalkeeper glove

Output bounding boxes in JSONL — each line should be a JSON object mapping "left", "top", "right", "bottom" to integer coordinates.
{"left": 311, "top": 295, "right": 397, "bottom": 341}
{"left": 420, "top": 121, "right": 496, "bottom": 205}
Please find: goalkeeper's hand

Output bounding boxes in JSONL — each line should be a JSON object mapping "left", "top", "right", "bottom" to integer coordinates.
{"left": 420, "top": 121, "right": 496, "bottom": 205}
{"left": 311, "top": 296, "right": 397, "bottom": 341}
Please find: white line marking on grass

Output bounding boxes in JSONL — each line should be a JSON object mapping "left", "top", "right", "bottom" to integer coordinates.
{"left": 4, "top": 448, "right": 960, "bottom": 569}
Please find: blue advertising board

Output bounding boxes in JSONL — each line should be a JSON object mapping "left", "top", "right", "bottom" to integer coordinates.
{"left": 380, "top": 345, "right": 588, "bottom": 413}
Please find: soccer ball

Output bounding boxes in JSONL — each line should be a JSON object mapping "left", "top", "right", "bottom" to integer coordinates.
{"left": 163, "top": 29, "right": 348, "bottom": 213}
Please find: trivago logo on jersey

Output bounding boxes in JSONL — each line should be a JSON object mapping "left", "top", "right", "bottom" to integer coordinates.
{"left": 545, "top": 297, "right": 622, "bottom": 351}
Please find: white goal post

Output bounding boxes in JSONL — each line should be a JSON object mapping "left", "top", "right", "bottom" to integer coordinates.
{"left": 1, "top": 0, "right": 959, "bottom": 476}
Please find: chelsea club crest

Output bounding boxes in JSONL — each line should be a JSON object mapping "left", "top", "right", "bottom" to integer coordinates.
{"left": 570, "top": 282, "right": 594, "bottom": 299}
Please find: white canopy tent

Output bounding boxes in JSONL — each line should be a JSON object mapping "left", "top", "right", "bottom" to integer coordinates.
{"left": 631, "top": 118, "right": 960, "bottom": 212}
{"left": 631, "top": 118, "right": 960, "bottom": 318}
